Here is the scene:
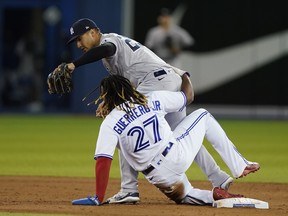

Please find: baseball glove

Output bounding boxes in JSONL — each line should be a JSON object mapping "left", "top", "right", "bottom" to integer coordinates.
{"left": 47, "top": 63, "right": 73, "bottom": 94}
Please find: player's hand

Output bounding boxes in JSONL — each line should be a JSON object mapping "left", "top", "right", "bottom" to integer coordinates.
{"left": 66, "top": 63, "right": 75, "bottom": 73}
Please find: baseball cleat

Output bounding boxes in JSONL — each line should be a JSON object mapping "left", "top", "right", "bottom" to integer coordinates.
{"left": 213, "top": 187, "right": 244, "bottom": 201}
{"left": 72, "top": 195, "right": 100, "bottom": 205}
{"left": 106, "top": 192, "right": 140, "bottom": 204}
{"left": 219, "top": 177, "right": 233, "bottom": 191}
{"left": 238, "top": 162, "right": 260, "bottom": 178}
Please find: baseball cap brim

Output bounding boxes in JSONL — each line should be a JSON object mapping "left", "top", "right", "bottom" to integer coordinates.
{"left": 67, "top": 35, "right": 80, "bottom": 44}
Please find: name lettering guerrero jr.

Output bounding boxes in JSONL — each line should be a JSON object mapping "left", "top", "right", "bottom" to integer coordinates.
{"left": 113, "top": 100, "right": 162, "bottom": 135}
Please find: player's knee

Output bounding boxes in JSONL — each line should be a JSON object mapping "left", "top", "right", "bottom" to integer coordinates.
{"left": 197, "top": 108, "right": 208, "bottom": 114}
{"left": 156, "top": 181, "right": 186, "bottom": 203}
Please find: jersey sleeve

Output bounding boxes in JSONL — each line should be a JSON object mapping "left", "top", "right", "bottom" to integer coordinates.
{"left": 100, "top": 36, "right": 119, "bottom": 56}
{"left": 94, "top": 120, "right": 118, "bottom": 160}
{"left": 73, "top": 43, "right": 116, "bottom": 67}
{"left": 150, "top": 91, "right": 187, "bottom": 113}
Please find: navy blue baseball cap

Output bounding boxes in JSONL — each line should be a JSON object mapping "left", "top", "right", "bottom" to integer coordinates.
{"left": 67, "top": 18, "right": 98, "bottom": 44}
{"left": 159, "top": 8, "right": 171, "bottom": 16}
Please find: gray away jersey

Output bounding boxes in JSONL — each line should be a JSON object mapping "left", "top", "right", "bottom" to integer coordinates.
{"left": 100, "top": 33, "right": 171, "bottom": 87}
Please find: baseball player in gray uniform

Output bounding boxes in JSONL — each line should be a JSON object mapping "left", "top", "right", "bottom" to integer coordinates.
{"left": 71, "top": 74, "right": 260, "bottom": 206}
{"left": 63, "top": 18, "right": 233, "bottom": 204}
{"left": 145, "top": 8, "right": 194, "bottom": 68}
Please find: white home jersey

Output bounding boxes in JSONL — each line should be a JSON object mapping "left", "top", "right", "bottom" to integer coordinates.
{"left": 94, "top": 90, "right": 186, "bottom": 171}
{"left": 100, "top": 33, "right": 172, "bottom": 88}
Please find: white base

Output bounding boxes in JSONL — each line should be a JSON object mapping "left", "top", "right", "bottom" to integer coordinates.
{"left": 213, "top": 198, "right": 269, "bottom": 209}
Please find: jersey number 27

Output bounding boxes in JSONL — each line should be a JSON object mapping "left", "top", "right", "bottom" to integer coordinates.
{"left": 127, "top": 115, "right": 162, "bottom": 152}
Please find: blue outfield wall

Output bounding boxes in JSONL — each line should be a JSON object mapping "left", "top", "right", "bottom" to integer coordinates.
{"left": 0, "top": 0, "right": 122, "bottom": 114}
{"left": 62, "top": 0, "right": 122, "bottom": 113}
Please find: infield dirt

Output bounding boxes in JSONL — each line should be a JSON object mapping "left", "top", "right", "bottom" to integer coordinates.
{"left": 0, "top": 176, "right": 287, "bottom": 216}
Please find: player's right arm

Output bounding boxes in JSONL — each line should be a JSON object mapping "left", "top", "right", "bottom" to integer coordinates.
{"left": 94, "top": 120, "right": 118, "bottom": 203}
{"left": 149, "top": 72, "right": 194, "bottom": 113}
{"left": 181, "top": 72, "right": 194, "bottom": 105}
{"left": 95, "top": 157, "right": 112, "bottom": 203}
{"left": 169, "top": 65, "right": 194, "bottom": 104}
{"left": 66, "top": 42, "right": 116, "bottom": 71}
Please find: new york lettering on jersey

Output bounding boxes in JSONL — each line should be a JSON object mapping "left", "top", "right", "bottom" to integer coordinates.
{"left": 113, "top": 100, "right": 162, "bottom": 135}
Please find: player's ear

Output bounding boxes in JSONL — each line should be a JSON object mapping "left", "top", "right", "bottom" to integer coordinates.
{"left": 88, "top": 29, "right": 94, "bottom": 35}
{"left": 90, "top": 29, "right": 98, "bottom": 40}
{"left": 91, "top": 28, "right": 99, "bottom": 35}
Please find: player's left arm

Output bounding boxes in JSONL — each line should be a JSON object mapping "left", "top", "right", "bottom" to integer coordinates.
{"left": 66, "top": 42, "right": 116, "bottom": 71}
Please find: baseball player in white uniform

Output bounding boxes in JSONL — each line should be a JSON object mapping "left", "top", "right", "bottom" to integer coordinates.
{"left": 63, "top": 18, "right": 234, "bottom": 204}
{"left": 71, "top": 74, "right": 260, "bottom": 206}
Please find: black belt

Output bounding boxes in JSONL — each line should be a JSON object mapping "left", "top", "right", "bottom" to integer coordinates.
{"left": 154, "top": 70, "right": 167, "bottom": 77}
{"left": 142, "top": 142, "right": 174, "bottom": 175}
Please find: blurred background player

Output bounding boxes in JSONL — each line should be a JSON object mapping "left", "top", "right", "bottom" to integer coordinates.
{"left": 145, "top": 8, "right": 194, "bottom": 68}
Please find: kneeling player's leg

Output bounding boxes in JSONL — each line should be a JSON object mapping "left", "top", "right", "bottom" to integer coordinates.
{"left": 106, "top": 150, "right": 140, "bottom": 204}
{"left": 119, "top": 149, "right": 139, "bottom": 192}
{"left": 198, "top": 108, "right": 258, "bottom": 178}
{"left": 156, "top": 175, "right": 213, "bottom": 205}
{"left": 171, "top": 109, "right": 233, "bottom": 189}
{"left": 194, "top": 146, "right": 232, "bottom": 189}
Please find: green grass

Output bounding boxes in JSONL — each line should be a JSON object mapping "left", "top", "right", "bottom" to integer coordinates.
{"left": 0, "top": 114, "right": 288, "bottom": 183}
{"left": 0, "top": 115, "right": 100, "bottom": 177}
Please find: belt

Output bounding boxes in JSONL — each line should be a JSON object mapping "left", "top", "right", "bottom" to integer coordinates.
{"left": 154, "top": 70, "right": 167, "bottom": 77}
{"left": 142, "top": 142, "right": 174, "bottom": 175}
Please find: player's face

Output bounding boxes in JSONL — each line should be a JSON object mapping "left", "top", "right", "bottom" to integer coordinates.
{"left": 158, "top": 15, "right": 171, "bottom": 28}
{"left": 76, "top": 29, "right": 98, "bottom": 52}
